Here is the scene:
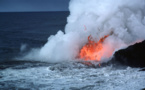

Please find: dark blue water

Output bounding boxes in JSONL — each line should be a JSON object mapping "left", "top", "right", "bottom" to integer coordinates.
{"left": 0, "top": 12, "right": 69, "bottom": 61}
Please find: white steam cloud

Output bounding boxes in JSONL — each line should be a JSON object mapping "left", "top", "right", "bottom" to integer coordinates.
{"left": 20, "top": 0, "right": 145, "bottom": 63}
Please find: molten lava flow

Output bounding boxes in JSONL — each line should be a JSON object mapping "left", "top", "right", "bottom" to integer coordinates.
{"left": 79, "top": 35, "right": 109, "bottom": 61}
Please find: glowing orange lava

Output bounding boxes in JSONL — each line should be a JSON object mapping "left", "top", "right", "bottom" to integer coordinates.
{"left": 79, "top": 35, "right": 109, "bottom": 61}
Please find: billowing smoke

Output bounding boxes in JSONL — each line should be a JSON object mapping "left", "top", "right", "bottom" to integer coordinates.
{"left": 19, "top": 0, "right": 145, "bottom": 63}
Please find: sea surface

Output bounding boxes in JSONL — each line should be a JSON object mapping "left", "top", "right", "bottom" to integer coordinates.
{"left": 0, "top": 12, "right": 145, "bottom": 90}
{"left": 0, "top": 12, "right": 68, "bottom": 61}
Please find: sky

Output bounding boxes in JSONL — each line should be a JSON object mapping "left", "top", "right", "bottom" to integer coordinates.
{"left": 0, "top": 0, "right": 70, "bottom": 12}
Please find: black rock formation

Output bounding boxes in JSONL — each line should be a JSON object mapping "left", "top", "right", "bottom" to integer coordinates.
{"left": 113, "top": 40, "right": 145, "bottom": 68}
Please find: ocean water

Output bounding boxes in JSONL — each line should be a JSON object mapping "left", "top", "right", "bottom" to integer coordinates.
{"left": 0, "top": 12, "right": 145, "bottom": 90}
{"left": 0, "top": 12, "right": 68, "bottom": 61}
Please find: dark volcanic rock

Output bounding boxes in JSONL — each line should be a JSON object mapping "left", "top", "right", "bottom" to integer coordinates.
{"left": 114, "top": 40, "right": 145, "bottom": 68}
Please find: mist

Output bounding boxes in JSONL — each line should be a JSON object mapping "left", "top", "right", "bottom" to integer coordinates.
{"left": 18, "top": 0, "right": 145, "bottom": 63}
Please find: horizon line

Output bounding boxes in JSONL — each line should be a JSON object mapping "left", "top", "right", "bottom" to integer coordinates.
{"left": 0, "top": 10, "right": 69, "bottom": 13}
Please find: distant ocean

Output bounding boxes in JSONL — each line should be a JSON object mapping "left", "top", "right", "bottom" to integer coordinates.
{"left": 0, "top": 12, "right": 69, "bottom": 61}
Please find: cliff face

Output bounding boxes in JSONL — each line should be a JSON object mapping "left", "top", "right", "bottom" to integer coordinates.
{"left": 114, "top": 40, "right": 145, "bottom": 68}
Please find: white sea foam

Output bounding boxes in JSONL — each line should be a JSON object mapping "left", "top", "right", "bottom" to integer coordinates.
{"left": 0, "top": 63, "right": 145, "bottom": 90}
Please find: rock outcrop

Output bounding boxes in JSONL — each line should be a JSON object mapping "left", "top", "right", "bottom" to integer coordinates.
{"left": 114, "top": 40, "right": 145, "bottom": 67}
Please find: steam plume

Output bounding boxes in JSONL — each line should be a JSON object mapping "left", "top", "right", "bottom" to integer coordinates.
{"left": 20, "top": 0, "right": 145, "bottom": 63}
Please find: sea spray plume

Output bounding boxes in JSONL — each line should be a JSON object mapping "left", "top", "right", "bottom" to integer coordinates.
{"left": 20, "top": 31, "right": 82, "bottom": 62}
{"left": 20, "top": 0, "right": 145, "bottom": 63}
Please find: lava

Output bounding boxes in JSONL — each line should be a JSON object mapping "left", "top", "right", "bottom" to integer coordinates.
{"left": 79, "top": 35, "right": 109, "bottom": 61}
